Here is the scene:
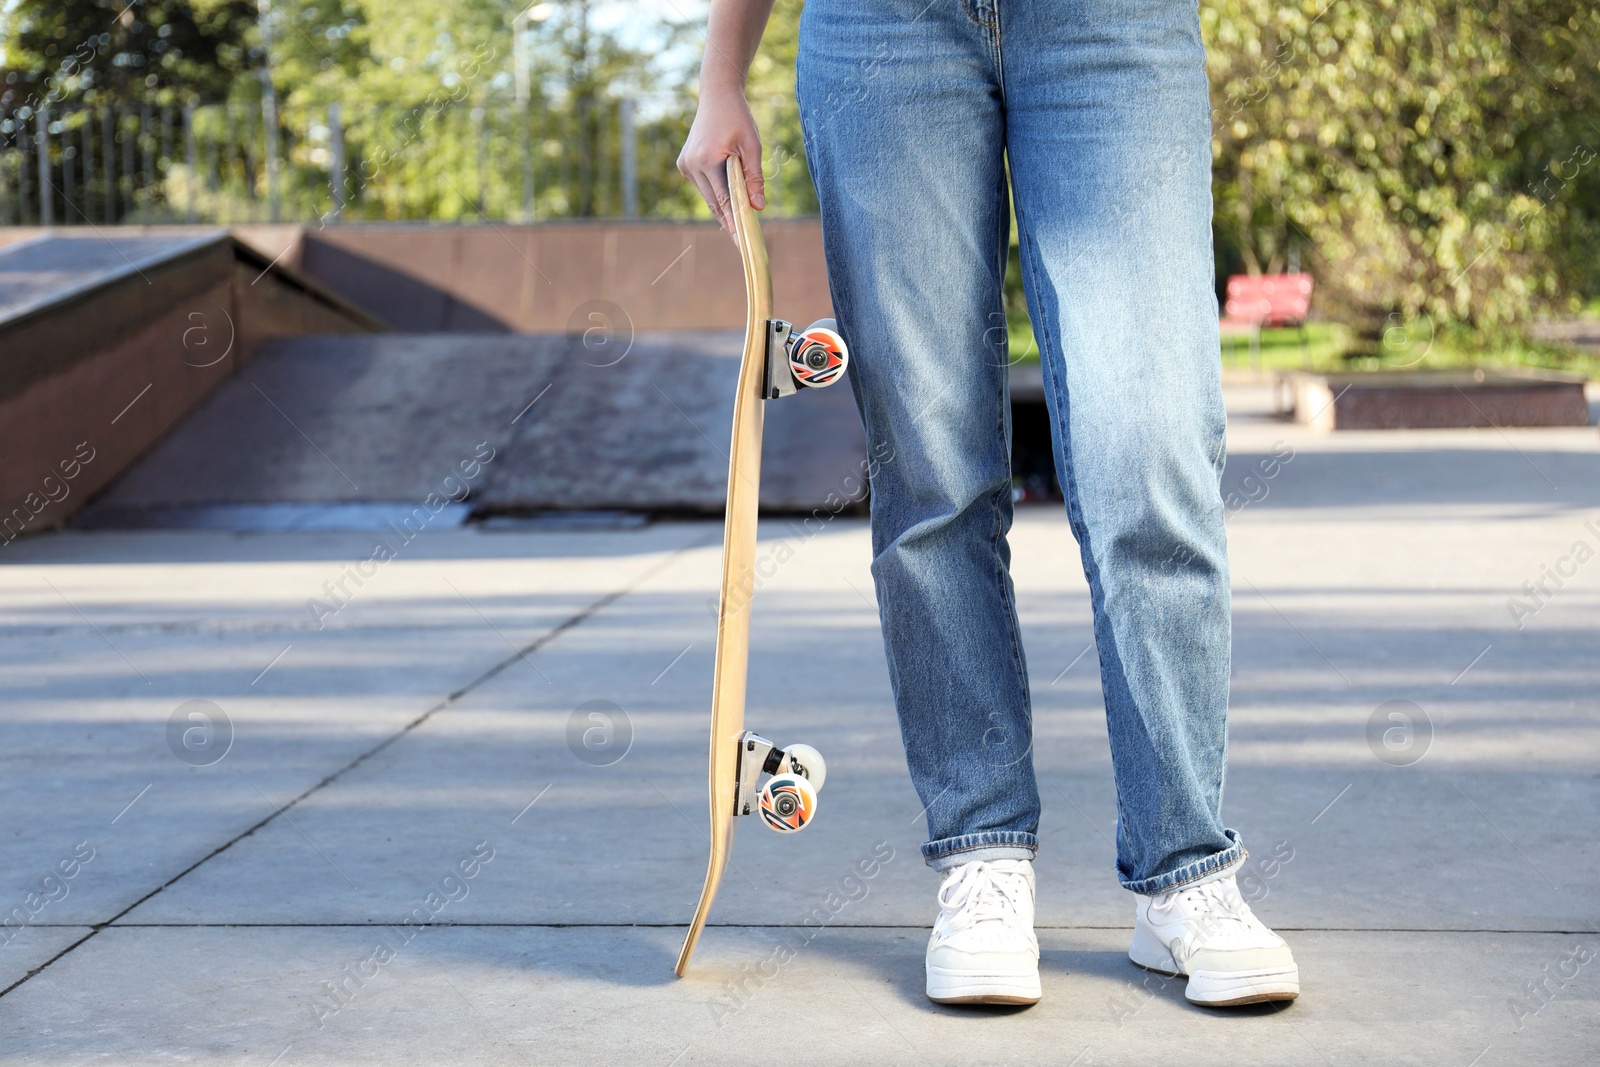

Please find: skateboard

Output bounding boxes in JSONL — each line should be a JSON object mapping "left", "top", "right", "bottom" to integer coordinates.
{"left": 673, "top": 156, "right": 849, "bottom": 977}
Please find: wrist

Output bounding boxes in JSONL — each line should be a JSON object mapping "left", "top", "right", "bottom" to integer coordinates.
{"left": 698, "top": 63, "right": 749, "bottom": 98}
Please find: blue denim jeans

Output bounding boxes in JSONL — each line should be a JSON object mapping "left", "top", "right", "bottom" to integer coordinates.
{"left": 797, "top": 0, "right": 1244, "bottom": 894}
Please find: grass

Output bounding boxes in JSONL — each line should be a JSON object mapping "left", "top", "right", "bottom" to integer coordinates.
{"left": 1003, "top": 310, "right": 1600, "bottom": 382}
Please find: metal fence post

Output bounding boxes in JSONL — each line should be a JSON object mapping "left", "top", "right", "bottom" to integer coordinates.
{"left": 18, "top": 123, "right": 30, "bottom": 225}
{"left": 184, "top": 103, "right": 197, "bottom": 223}
{"left": 81, "top": 115, "right": 93, "bottom": 223}
{"left": 262, "top": 94, "right": 280, "bottom": 222}
{"left": 141, "top": 104, "right": 153, "bottom": 204}
{"left": 258, "top": 0, "right": 281, "bottom": 222}
{"left": 620, "top": 97, "right": 637, "bottom": 219}
{"left": 102, "top": 108, "right": 115, "bottom": 222}
{"left": 61, "top": 117, "right": 75, "bottom": 221}
{"left": 328, "top": 102, "right": 344, "bottom": 221}
{"left": 473, "top": 105, "right": 487, "bottom": 217}
{"left": 36, "top": 107, "right": 53, "bottom": 226}
{"left": 521, "top": 108, "right": 535, "bottom": 221}
{"left": 0, "top": 123, "right": 10, "bottom": 225}
{"left": 120, "top": 106, "right": 134, "bottom": 218}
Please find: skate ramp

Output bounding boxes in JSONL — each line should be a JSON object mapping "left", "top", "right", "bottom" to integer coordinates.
{"left": 0, "top": 230, "right": 382, "bottom": 540}
{"left": 78, "top": 332, "right": 868, "bottom": 524}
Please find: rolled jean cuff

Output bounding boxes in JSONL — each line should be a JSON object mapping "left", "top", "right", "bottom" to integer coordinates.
{"left": 922, "top": 831, "right": 1038, "bottom": 871}
{"left": 1121, "top": 828, "right": 1246, "bottom": 896}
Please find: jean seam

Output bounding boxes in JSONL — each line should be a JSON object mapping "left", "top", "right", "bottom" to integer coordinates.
{"left": 1126, "top": 841, "right": 1247, "bottom": 894}
{"left": 1017, "top": 218, "right": 1139, "bottom": 867}
{"left": 960, "top": 0, "right": 997, "bottom": 31}
{"left": 992, "top": 0, "right": 1003, "bottom": 88}
{"left": 924, "top": 835, "right": 1038, "bottom": 858}
{"left": 989, "top": 158, "right": 1031, "bottom": 780}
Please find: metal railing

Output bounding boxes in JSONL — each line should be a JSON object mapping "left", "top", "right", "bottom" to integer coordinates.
{"left": 0, "top": 95, "right": 813, "bottom": 226}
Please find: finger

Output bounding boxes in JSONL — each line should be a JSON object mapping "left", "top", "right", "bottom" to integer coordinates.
{"left": 706, "top": 161, "right": 738, "bottom": 243}
{"left": 689, "top": 170, "right": 731, "bottom": 236}
{"left": 740, "top": 141, "right": 766, "bottom": 210}
{"left": 707, "top": 156, "right": 735, "bottom": 221}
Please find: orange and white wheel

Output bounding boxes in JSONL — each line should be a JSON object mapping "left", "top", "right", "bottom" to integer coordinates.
{"left": 759, "top": 773, "right": 818, "bottom": 833}
{"left": 789, "top": 318, "right": 848, "bottom": 389}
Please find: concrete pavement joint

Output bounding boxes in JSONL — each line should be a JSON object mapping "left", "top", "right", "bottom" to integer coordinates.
{"left": 444, "top": 575, "right": 553, "bottom": 686}
{"left": 0, "top": 541, "right": 701, "bottom": 1002}
{"left": 252, "top": 783, "right": 361, "bottom": 892}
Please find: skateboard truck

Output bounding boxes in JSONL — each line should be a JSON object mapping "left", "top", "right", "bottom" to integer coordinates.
{"left": 762, "top": 318, "right": 849, "bottom": 401}
{"left": 733, "top": 731, "right": 827, "bottom": 834}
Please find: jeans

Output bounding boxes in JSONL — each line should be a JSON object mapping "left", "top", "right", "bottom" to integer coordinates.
{"left": 796, "top": 0, "right": 1244, "bottom": 893}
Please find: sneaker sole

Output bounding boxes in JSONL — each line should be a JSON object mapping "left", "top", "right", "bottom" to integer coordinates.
{"left": 1129, "top": 932, "right": 1299, "bottom": 1007}
{"left": 1184, "top": 966, "right": 1299, "bottom": 1007}
{"left": 926, "top": 966, "right": 1042, "bottom": 1006}
{"left": 1130, "top": 955, "right": 1300, "bottom": 1007}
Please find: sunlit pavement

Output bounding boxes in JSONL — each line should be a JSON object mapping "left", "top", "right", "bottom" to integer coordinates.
{"left": 1, "top": 386, "right": 1596, "bottom": 1065}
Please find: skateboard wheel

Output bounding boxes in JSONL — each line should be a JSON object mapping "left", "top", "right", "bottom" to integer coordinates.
{"left": 783, "top": 743, "right": 826, "bottom": 791}
{"left": 790, "top": 319, "right": 848, "bottom": 389}
{"left": 758, "top": 773, "right": 817, "bottom": 833}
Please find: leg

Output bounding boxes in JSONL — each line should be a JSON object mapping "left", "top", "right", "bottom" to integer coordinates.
{"left": 797, "top": 0, "right": 1039, "bottom": 869}
{"left": 1002, "top": 0, "right": 1244, "bottom": 892}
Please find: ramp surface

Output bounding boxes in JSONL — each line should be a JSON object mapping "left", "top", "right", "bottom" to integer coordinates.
{"left": 80, "top": 332, "right": 868, "bottom": 522}
{"left": 0, "top": 230, "right": 380, "bottom": 540}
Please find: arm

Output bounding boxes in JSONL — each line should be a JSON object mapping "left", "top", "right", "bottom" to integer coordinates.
{"left": 677, "top": 0, "right": 778, "bottom": 235}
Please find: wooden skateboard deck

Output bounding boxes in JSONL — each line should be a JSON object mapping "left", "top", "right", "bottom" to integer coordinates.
{"left": 674, "top": 157, "right": 847, "bottom": 977}
{"left": 674, "top": 156, "right": 770, "bottom": 977}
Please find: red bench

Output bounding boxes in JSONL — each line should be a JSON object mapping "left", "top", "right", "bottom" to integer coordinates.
{"left": 1218, "top": 272, "right": 1314, "bottom": 368}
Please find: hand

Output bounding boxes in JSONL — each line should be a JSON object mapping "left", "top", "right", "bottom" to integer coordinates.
{"left": 678, "top": 84, "right": 765, "bottom": 238}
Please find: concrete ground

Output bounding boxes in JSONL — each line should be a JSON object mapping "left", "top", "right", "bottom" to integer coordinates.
{"left": 1, "top": 386, "right": 1597, "bottom": 1065}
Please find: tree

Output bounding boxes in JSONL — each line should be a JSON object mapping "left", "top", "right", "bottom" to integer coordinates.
{"left": 1205, "top": 0, "right": 1600, "bottom": 335}
{"left": 1, "top": 0, "right": 258, "bottom": 110}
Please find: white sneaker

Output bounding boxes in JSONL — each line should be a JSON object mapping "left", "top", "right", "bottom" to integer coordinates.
{"left": 1129, "top": 870, "right": 1300, "bottom": 1006}
{"left": 925, "top": 859, "right": 1042, "bottom": 1005}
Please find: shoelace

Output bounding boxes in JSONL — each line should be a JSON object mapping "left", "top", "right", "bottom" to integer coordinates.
{"left": 936, "top": 862, "right": 1029, "bottom": 935}
{"left": 1154, "top": 878, "right": 1269, "bottom": 944}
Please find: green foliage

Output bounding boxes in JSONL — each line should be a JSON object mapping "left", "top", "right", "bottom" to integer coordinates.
{"left": 5, "top": 0, "right": 1599, "bottom": 350}
{"left": 2, "top": 0, "right": 259, "bottom": 106}
{"left": 1206, "top": 0, "right": 1600, "bottom": 335}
